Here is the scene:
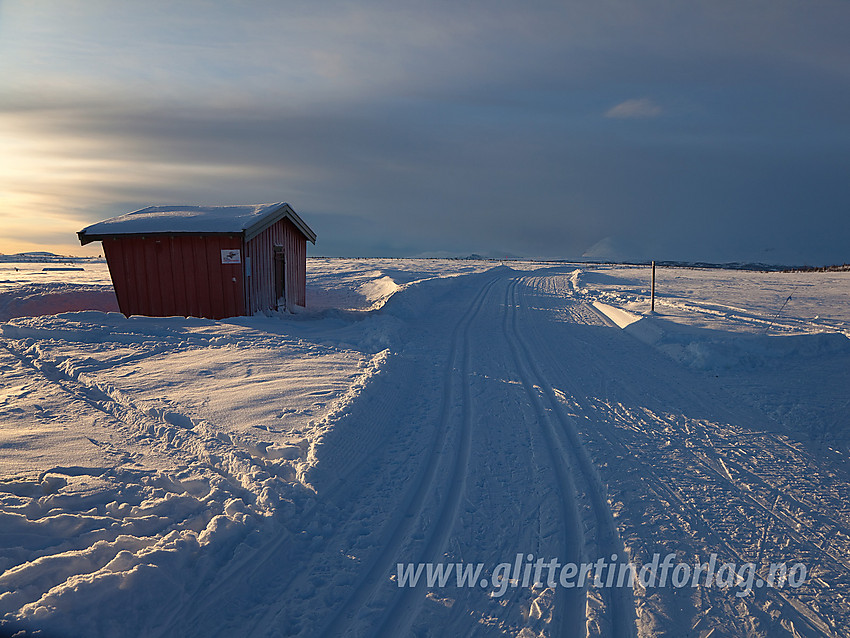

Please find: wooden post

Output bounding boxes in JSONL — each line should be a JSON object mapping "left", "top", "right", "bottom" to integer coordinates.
{"left": 651, "top": 261, "right": 656, "bottom": 312}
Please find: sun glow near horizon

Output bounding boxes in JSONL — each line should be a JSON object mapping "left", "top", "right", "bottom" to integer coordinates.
{"left": 1, "top": 1, "right": 849, "bottom": 264}
{"left": 1, "top": 119, "right": 119, "bottom": 256}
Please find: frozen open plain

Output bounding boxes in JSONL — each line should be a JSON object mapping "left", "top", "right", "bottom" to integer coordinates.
{"left": 1, "top": 259, "right": 849, "bottom": 637}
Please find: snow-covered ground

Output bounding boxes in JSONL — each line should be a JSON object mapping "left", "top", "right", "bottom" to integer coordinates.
{"left": 0, "top": 262, "right": 117, "bottom": 323}
{"left": 1, "top": 259, "right": 848, "bottom": 637}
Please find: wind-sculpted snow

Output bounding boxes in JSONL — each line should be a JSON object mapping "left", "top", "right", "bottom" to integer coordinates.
{"left": 0, "top": 277, "right": 400, "bottom": 635}
{"left": 1, "top": 259, "right": 849, "bottom": 637}
{"left": 0, "top": 283, "right": 118, "bottom": 322}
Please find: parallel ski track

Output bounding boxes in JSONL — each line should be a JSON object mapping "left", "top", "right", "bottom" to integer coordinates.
{"left": 525, "top": 274, "right": 837, "bottom": 637}
{"left": 500, "top": 276, "right": 586, "bottom": 637}
{"left": 0, "top": 339, "right": 269, "bottom": 624}
{"left": 633, "top": 400, "right": 850, "bottom": 577}
{"left": 0, "top": 340, "right": 252, "bottom": 492}
{"left": 10, "top": 268, "right": 843, "bottom": 637}
{"left": 0, "top": 336, "right": 395, "bottom": 638}
{"left": 177, "top": 354, "right": 415, "bottom": 636}
{"left": 573, "top": 308, "right": 842, "bottom": 637}
{"left": 508, "top": 277, "right": 637, "bottom": 638}
{"left": 0, "top": 276, "right": 496, "bottom": 638}
{"left": 320, "top": 276, "right": 499, "bottom": 638}
{"left": 442, "top": 274, "right": 587, "bottom": 638}
{"left": 396, "top": 273, "right": 588, "bottom": 638}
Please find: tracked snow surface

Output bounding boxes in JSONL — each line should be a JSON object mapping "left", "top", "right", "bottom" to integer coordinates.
{"left": 1, "top": 259, "right": 849, "bottom": 637}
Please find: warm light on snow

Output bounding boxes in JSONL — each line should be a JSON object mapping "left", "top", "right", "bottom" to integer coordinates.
{"left": 1, "top": 258, "right": 848, "bottom": 636}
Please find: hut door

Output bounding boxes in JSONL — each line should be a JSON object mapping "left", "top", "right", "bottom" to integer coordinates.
{"left": 273, "top": 245, "right": 286, "bottom": 311}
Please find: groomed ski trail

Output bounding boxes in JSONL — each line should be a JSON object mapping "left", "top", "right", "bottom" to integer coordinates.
{"left": 318, "top": 272, "right": 637, "bottom": 638}
{"left": 506, "top": 277, "right": 637, "bottom": 638}
{"left": 319, "top": 276, "right": 499, "bottom": 637}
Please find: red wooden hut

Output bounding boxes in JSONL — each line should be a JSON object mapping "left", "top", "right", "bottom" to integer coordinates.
{"left": 78, "top": 203, "right": 317, "bottom": 319}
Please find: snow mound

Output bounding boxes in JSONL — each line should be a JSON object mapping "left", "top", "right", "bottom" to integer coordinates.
{"left": 358, "top": 274, "right": 400, "bottom": 310}
{"left": 596, "top": 300, "right": 850, "bottom": 370}
{"left": 591, "top": 301, "right": 641, "bottom": 329}
{"left": 0, "top": 284, "right": 118, "bottom": 322}
{"left": 652, "top": 328, "right": 850, "bottom": 370}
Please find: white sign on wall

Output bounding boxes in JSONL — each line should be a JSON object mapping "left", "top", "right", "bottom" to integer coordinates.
{"left": 221, "top": 249, "right": 241, "bottom": 264}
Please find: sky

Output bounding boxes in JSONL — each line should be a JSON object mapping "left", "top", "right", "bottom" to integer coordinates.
{"left": 1, "top": 0, "right": 849, "bottom": 264}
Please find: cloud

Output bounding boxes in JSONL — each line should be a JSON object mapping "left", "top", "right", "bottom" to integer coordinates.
{"left": 2, "top": 1, "right": 850, "bottom": 264}
{"left": 605, "top": 98, "right": 663, "bottom": 119}
{"left": 3, "top": 91, "right": 850, "bottom": 264}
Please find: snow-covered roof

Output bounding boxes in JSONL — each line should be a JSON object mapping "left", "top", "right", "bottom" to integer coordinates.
{"left": 78, "top": 203, "right": 316, "bottom": 245}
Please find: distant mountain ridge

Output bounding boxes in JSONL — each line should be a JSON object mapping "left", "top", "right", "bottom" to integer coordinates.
{"left": 0, "top": 252, "right": 104, "bottom": 263}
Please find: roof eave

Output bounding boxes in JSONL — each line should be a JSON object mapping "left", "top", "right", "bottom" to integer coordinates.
{"left": 77, "top": 202, "right": 317, "bottom": 246}
{"left": 77, "top": 230, "right": 242, "bottom": 245}
{"left": 243, "top": 203, "right": 317, "bottom": 244}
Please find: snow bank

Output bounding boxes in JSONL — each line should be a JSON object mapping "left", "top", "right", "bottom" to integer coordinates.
{"left": 577, "top": 265, "right": 850, "bottom": 370}
{"left": 649, "top": 326, "right": 850, "bottom": 371}
{"left": 0, "top": 284, "right": 118, "bottom": 322}
{"left": 591, "top": 301, "right": 641, "bottom": 329}
{"left": 0, "top": 262, "right": 113, "bottom": 293}
{"left": 593, "top": 297, "right": 850, "bottom": 370}
{"left": 304, "top": 258, "right": 507, "bottom": 313}
{"left": 358, "top": 274, "right": 400, "bottom": 310}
